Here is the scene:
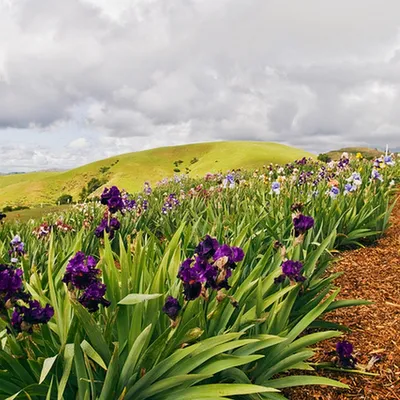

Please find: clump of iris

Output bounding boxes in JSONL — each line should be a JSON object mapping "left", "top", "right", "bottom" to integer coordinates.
{"left": 162, "top": 193, "right": 180, "bottom": 214}
{"left": 0, "top": 264, "right": 25, "bottom": 314}
{"left": 1, "top": 236, "right": 54, "bottom": 333}
{"left": 9, "top": 235, "right": 25, "bottom": 264}
{"left": 222, "top": 173, "right": 235, "bottom": 189}
{"left": 176, "top": 235, "right": 244, "bottom": 301}
{"left": 62, "top": 251, "right": 110, "bottom": 313}
{"left": 12, "top": 300, "right": 54, "bottom": 333}
{"left": 143, "top": 181, "right": 152, "bottom": 195}
{"left": 346, "top": 172, "right": 362, "bottom": 187}
{"left": 275, "top": 260, "right": 306, "bottom": 283}
{"left": 95, "top": 186, "right": 125, "bottom": 239}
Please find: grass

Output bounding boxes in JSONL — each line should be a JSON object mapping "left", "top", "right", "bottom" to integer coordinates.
{"left": 0, "top": 141, "right": 314, "bottom": 208}
{"left": 4, "top": 205, "right": 71, "bottom": 222}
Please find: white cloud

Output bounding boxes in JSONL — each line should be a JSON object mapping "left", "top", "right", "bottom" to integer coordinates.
{"left": 1, "top": 0, "right": 400, "bottom": 171}
{"left": 68, "top": 137, "right": 89, "bottom": 149}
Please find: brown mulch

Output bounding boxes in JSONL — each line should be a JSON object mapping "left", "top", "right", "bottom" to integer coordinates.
{"left": 285, "top": 196, "right": 400, "bottom": 400}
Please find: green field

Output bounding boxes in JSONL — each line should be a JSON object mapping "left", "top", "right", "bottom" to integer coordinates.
{"left": 0, "top": 141, "right": 314, "bottom": 208}
{"left": 3, "top": 205, "right": 71, "bottom": 222}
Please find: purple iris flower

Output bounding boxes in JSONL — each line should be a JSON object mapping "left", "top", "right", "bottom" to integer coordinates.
{"left": 94, "top": 217, "right": 120, "bottom": 239}
{"left": 78, "top": 282, "right": 111, "bottom": 313}
{"left": 275, "top": 260, "right": 305, "bottom": 283}
{"left": 213, "top": 244, "right": 244, "bottom": 268}
{"left": 107, "top": 196, "right": 125, "bottom": 214}
{"left": 162, "top": 296, "right": 181, "bottom": 320}
{"left": 101, "top": 186, "right": 121, "bottom": 205}
{"left": 0, "top": 266, "right": 23, "bottom": 293}
{"left": 177, "top": 237, "right": 244, "bottom": 301}
{"left": 336, "top": 341, "right": 356, "bottom": 368}
{"left": 12, "top": 300, "right": 54, "bottom": 332}
{"left": 293, "top": 214, "right": 314, "bottom": 237}
{"left": 195, "top": 235, "right": 220, "bottom": 260}
{"left": 62, "top": 252, "right": 100, "bottom": 290}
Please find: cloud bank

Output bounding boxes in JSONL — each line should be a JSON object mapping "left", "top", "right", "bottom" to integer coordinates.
{"left": 1, "top": 0, "right": 400, "bottom": 171}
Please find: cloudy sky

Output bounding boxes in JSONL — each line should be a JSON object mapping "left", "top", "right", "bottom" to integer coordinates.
{"left": 1, "top": 0, "right": 400, "bottom": 172}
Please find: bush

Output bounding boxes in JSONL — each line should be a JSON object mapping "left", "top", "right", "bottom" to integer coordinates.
{"left": 57, "top": 194, "right": 73, "bottom": 205}
{"left": 317, "top": 153, "right": 331, "bottom": 163}
{"left": 87, "top": 178, "right": 103, "bottom": 193}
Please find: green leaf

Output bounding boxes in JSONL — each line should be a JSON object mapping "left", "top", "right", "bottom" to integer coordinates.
{"left": 118, "top": 293, "right": 162, "bottom": 305}
{"left": 81, "top": 340, "right": 108, "bottom": 370}
{"left": 39, "top": 355, "right": 58, "bottom": 384}
{"left": 72, "top": 301, "right": 111, "bottom": 364}
{"left": 58, "top": 343, "right": 74, "bottom": 400}
{"left": 99, "top": 343, "right": 120, "bottom": 400}
{"left": 266, "top": 375, "right": 349, "bottom": 389}
{"left": 118, "top": 324, "right": 152, "bottom": 392}
{"left": 136, "top": 374, "right": 212, "bottom": 400}
{"left": 160, "top": 383, "right": 278, "bottom": 399}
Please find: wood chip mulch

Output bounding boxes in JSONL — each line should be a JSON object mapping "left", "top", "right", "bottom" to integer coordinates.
{"left": 285, "top": 195, "right": 400, "bottom": 400}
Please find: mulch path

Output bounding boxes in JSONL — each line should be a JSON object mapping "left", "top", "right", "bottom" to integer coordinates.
{"left": 285, "top": 195, "right": 400, "bottom": 399}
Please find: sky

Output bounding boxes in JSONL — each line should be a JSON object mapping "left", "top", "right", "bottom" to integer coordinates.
{"left": 1, "top": 0, "right": 400, "bottom": 173}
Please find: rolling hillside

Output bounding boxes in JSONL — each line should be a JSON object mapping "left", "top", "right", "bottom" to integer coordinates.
{"left": 0, "top": 141, "right": 314, "bottom": 207}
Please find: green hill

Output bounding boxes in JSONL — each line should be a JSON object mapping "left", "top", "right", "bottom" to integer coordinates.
{"left": 322, "top": 147, "right": 383, "bottom": 161}
{"left": 0, "top": 141, "right": 314, "bottom": 207}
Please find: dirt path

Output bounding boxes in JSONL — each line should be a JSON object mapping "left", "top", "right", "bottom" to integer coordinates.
{"left": 287, "top": 196, "right": 400, "bottom": 399}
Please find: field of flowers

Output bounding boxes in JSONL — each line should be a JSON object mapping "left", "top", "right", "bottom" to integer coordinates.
{"left": 0, "top": 154, "right": 398, "bottom": 400}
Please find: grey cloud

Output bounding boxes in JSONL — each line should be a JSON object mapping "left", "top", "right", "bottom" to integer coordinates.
{"left": 1, "top": 0, "right": 400, "bottom": 172}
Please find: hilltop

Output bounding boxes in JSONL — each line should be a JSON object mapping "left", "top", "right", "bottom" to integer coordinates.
{"left": 0, "top": 141, "right": 314, "bottom": 207}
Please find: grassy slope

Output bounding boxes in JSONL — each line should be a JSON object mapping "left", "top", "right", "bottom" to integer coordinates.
{"left": 0, "top": 141, "right": 314, "bottom": 207}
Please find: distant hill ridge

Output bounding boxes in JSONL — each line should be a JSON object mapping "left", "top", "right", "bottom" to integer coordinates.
{"left": 0, "top": 141, "right": 314, "bottom": 207}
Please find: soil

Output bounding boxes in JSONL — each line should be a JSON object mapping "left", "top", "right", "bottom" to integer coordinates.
{"left": 285, "top": 195, "right": 400, "bottom": 400}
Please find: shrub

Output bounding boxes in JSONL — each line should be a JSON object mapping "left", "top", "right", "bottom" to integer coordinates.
{"left": 317, "top": 153, "right": 331, "bottom": 163}
{"left": 57, "top": 194, "right": 73, "bottom": 205}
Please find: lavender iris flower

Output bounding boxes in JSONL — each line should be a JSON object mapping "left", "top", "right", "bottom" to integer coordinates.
{"left": 271, "top": 182, "right": 280, "bottom": 195}
{"left": 329, "top": 186, "right": 340, "bottom": 199}
{"left": 371, "top": 169, "right": 383, "bottom": 181}
{"left": 383, "top": 155, "right": 395, "bottom": 166}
